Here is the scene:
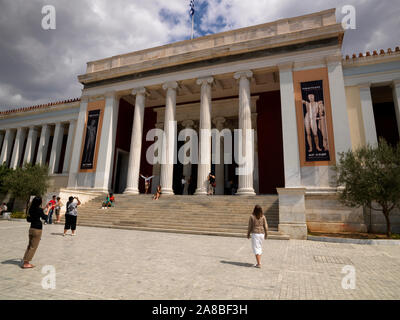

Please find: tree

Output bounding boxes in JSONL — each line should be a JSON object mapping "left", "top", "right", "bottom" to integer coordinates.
{"left": 0, "top": 163, "right": 12, "bottom": 191}
{"left": 1, "top": 163, "right": 50, "bottom": 214}
{"left": 335, "top": 139, "right": 400, "bottom": 237}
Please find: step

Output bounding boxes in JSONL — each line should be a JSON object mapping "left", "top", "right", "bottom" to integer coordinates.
{"left": 75, "top": 222, "right": 289, "bottom": 240}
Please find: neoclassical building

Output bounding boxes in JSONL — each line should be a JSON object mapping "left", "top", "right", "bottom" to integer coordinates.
{"left": 1, "top": 8, "right": 399, "bottom": 238}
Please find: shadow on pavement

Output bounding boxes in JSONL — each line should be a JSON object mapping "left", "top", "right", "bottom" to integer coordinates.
{"left": 220, "top": 260, "right": 254, "bottom": 268}
{"left": 51, "top": 233, "right": 65, "bottom": 236}
{"left": 1, "top": 259, "right": 21, "bottom": 266}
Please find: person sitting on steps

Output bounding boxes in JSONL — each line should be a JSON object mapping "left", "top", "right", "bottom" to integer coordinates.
{"left": 153, "top": 185, "right": 161, "bottom": 200}
{"left": 102, "top": 193, "right": 115, "bottom": 209}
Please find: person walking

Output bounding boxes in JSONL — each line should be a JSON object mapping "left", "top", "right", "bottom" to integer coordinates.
{"left": 22, "top": 196, "right": 48, "bottom": 269}
{"left": 247, "top": 205, "right": 268, "bottom": 268}
{"left": 63, "top": 196, "right": 81, "bottom": 236}
{"left": 54, "top": 197, "right": 63, "bottom": 224}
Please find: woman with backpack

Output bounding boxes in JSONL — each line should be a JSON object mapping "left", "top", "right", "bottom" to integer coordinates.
{"left": 247, "top": 205, "right": 268, "bottom": 268}
{"left": 22, "top": 196, "right": 48, "bottom": 269}
{"left": 63, "top": 196, "right": 81, "bottom": 236}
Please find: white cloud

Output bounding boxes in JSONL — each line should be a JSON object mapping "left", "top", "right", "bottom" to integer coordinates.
{"left": 0, "top": 0, "right": 399, "bottom": 109}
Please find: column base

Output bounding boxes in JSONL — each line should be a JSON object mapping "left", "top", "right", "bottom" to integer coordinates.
{"left": 161, "top": 188, "right": 174, "bottom": 195}
{"left": 236, "top": 188, "right": 256, "bottom": 196}
{"left": 123, "top": 188, "right": 139, "bottom": 195}
{"left": 194, "top": 188, "right": 207, "bottom": 195}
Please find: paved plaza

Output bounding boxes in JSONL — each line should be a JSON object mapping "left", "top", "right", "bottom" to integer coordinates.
{"left": 0, "top": 220, "right": 399, "bottom": 300}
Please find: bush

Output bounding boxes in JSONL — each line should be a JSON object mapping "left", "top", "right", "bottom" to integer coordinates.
{"left": 10, "top": 212, "right": 26, "bottom": 219}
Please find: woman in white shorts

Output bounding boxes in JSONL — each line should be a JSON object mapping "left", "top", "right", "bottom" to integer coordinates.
{"left": 247, "top": 205, "right": 268, "bottom": 268}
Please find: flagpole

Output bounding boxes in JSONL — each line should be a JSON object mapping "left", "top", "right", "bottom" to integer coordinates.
{"left": 191, "top": 14, "right": 194, "bottom": 39}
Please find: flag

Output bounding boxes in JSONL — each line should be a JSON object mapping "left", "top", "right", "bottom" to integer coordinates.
{"left": 189, "top": 0, "right": 195, "bottom": 17}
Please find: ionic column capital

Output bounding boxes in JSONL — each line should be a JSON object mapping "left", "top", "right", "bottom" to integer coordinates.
{"left": 234, "top": 70, "right": 253, "bottom": 80}
{"left": 132, "top": 87, "right": 148, "bottom": 96}
{"left": 162, "top": 81, "right": 178, "bottom": 91}
{"left": 196, "top": 76, "right": 214, "bottom": 86}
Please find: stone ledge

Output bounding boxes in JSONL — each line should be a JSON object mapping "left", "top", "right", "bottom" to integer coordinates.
{"left": 308, "top": 235, "right": 400, "bottom": 246}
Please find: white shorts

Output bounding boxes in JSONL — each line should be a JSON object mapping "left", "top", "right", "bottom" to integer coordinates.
{"left": 251, "top": 233, "right": 264, "bottom": 255}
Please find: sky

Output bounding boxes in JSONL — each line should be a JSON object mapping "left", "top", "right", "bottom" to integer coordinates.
{"left": 0, "top": 0, "right": 399, "bottom": 110}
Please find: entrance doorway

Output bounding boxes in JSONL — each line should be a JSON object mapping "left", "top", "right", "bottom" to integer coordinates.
{"left": 113, "top": 149, "right": 129, "bottom": 194}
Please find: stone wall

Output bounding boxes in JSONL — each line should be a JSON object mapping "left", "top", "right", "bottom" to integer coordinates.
{"left": 305, "top": 193, "right": 400, "bottom": 234}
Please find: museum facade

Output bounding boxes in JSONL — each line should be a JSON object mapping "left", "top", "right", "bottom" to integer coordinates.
{"left": 1, "top": 9, "right": 399, "bottom": 238}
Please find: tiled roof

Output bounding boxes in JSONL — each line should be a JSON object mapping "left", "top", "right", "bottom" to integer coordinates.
{"left": 0, "top": 98, "right": 80, "bottom": 116}
{"left": 344, "top": 46, "right": 400, "bottom": 61}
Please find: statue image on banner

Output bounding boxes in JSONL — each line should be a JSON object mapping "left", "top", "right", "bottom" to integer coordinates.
{"left": 301, "top": 80, "right": 330, "bottom": 162}
{"left": 81, "top": 109, "right": 100, "bottom": 169}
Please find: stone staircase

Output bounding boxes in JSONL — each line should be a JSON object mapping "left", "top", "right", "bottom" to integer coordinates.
{"left": 65, "top": 194, "right": 289, "bottom": 240}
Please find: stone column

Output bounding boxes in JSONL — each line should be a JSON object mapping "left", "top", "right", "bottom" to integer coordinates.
{"left": 0, "top": 129, "right": 16, "bottom": 166}
{"left": 23, "top": 126, "right": 39, "bottom": 165}
{"left": 62, "top": 120, "right": 76, "bottom": 174}
{"left": 10, "top": 127, "right": 27, "bottom": 169}
{"left": 326, "top": 56, "right": 352, "bottom": 157}
{"left": 36, "top": 124, "right": 51, "bottom": 165}
{"left": 49, "top": 122, "right": 65, "bottom": 174}
{"left": 151, "top": 122, "right": 164, "bottom": 194}
{"left": 181, "top": 120, "right": 195, "bottom": 195}
{"left": 392, "top": 79, "right": 400, "bottom": 139}
{"left": 234, "top": 70, "right": 256, "bottom": 195}
{"left": 160, "top": 81, "right": 178, "bottom": 195}
{"left": 0, "top": 132, "right": 4, "bottom": 156}
{"left": 251, "top": 113, "right": 259, "bottom": 194}
{"left": 359, "top": 83, "right": 378, "bottom": 147}
{"left": 213, "top": 117, "right": 225, "bottom": 195}
{"left": 278, "top": 63, "right": 301, "bottom": 187}
{"left": 67, "top": 96, "right": 89, "bottom": 189}
{"left": 125, "top": 87, "right": 147, "bottom": 194}
{"left": 94, "top": 92, "right": 119, "bottom": 192}
{"left": 195, "top": 76, "right": 213, "bottom": 195}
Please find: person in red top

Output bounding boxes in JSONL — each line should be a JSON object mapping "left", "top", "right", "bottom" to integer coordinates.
{"left": 45, "top": 195, "right": 57, "bottom": 225}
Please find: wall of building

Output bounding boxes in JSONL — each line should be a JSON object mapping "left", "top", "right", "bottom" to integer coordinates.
{"left": 345, "top": 86, "right": 365, "bottom": 150}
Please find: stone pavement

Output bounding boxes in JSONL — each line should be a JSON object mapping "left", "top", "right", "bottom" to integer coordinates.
{"left": 0, "top": 220, "right": 399, "bottom": 300}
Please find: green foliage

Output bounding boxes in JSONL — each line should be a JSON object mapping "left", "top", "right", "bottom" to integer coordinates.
{"left": 0, "top": 163, "right": 12, "bottom": 190}
{"left": 335, "top": 139, "right": 400, "bottom": 237}
{"left": 10, "top": 211, "right": 26, "bottom": 219}
{"left": 1, "top": 163, "right": 50, "bottom": 213}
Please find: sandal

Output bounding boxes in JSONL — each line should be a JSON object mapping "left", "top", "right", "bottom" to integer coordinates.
{"left": 21, "top": 264, "right": 35, "bottom": 269}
